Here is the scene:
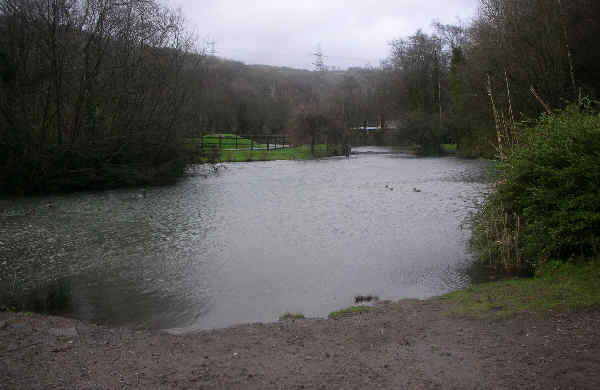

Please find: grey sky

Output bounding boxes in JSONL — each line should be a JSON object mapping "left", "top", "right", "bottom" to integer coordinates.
{"left": 169, "top": 0, "right": 479, "bottom": 70}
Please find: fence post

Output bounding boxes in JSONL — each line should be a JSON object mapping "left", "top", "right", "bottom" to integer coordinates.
{"left": 267, "top": 136, "right": 270, "bottom": 151}
{"left": 218, "top": 135, "right": 222, "bottom": 149}
{"left": 235, "top": 135, "right": 238, "bottom": 150}
{"left": 251, "top": 138, "right": 254, "bottom": 150}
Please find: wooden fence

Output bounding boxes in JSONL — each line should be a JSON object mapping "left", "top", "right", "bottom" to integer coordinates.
{"left": 194, "top": 134, "right": 289, "bottom": 151}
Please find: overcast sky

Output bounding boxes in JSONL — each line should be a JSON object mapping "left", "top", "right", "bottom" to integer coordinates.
{"left": 168, "top": 0, "right": 479, "bottom": 70}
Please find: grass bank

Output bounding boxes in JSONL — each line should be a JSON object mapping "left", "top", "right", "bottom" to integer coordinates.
{"left": 328, "top": 305, "right": 371, "bottom": 319}
{"left": 454, "top": 104, "right": 600, "bottom": 320}
{"left": 440, "top": 260, "right": 600, "bottom": 318}
{"left": 220, "top": 144, "right": 336, "bottom": 162}
{"left": 279, "top": 312, "right": 305, "bottom": 321}
{"left": 189, "top": 143, "right": 340, "bottom": 163}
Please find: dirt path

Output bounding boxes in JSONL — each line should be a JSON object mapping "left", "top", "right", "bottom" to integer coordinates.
{"left": 2, "top": 299, "right": 599, "bottom": 389}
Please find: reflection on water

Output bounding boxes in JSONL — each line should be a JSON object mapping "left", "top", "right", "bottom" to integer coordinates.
{"left": 0, "top": 146, "right": 490, "bottom": 332}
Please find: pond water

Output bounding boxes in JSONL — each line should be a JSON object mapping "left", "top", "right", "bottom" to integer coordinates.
{"left": 0, "top": 146, "right": 490, "bottom": 332}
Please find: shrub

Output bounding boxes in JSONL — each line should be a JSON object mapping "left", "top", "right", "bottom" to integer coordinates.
{"left": 279, "top": 312, "right": 305, "bottom": 320}
{"left": 328, "top": 306, "right": 370, "bottom": 319}
{"left": 470, "top": 102, "right": 600, "bottom": 275}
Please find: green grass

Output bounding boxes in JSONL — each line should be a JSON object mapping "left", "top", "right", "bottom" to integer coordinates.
{"left": 328, "top": 305, "right": 371, "bottom": 319}
{"left": 222, "top": 144, "right": 334, "bottom": 162}
{"left": 186, "top": 134, "right": 344, "bottom": 163}
{"left": 439, "top": 261, "right": 600, "bottom": 318}
{"left": 441, "top": 144, "right": 457, "bottom": 154}
{"left": 189, "top": 143, "right": 337, "bottom": 163}
{"left": 279, "top": 312, "right": 305, "bottom": 320}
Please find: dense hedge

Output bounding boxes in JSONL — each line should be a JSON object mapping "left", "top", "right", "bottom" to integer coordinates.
{"left": 470, "top": 103, "right": 600, "bottom": 275}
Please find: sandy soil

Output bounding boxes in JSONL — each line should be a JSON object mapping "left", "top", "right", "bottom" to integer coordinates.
{"left": 1, "top": 299, "right": 599, "bottom": 389}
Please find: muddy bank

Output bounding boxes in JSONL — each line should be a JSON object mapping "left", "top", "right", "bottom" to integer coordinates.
{"left": 1, "top": 299, "right": 599, "bottom": 389}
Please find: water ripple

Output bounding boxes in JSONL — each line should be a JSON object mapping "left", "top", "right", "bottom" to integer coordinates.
{"left": 0, "top": 146, "right": 490, "bottom": 331}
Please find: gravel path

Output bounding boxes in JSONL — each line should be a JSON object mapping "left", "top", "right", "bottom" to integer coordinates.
{"left": 2, "top": 299, "right": 599, "bottom": 389}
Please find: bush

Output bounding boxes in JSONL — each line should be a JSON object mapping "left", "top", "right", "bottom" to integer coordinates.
{"left": 470, "top": 103, "right": 600, "bottom": 275}
{"left": 0, "top": 137, "right": 187, "bottom": 194}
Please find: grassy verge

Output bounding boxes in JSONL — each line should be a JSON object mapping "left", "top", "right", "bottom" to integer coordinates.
{"left": 189, "top": 144, "right": 338, "bottom": 163}
{"left": 279, "top": 312, "right": 305, "bottom": 320}
{"left": 221, "top": 144, "right": 335, "bottom": 162}
{"left": 439, "top": 261, "right": 600, "bottom": 318}
{"left": 328, "top": 305, "right": 370, "bottom": 319}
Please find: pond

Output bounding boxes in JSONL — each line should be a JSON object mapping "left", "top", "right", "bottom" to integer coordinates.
{"left": 0, "top": 146, "right": 490, "bottom": 332}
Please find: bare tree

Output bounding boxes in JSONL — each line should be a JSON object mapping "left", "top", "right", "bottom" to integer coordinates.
{"left": 0, "top": 0, "right": 199, "bottom": 193}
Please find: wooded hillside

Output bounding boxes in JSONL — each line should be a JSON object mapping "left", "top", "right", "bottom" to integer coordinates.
{"left": 2, "top": 0, "right": 599, "bottom": 194}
